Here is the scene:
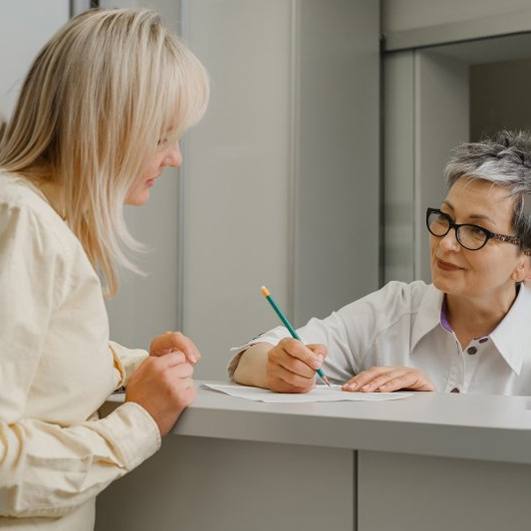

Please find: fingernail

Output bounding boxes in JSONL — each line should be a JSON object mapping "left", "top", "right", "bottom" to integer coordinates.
{"left": 361, "top": 384, "right": 371, "bottom": 391}
{"left": 348, "top": 382, "right": 358, "bottom": 391}
{"left": 189, "top": 353, "right": 198, "bottom": 363}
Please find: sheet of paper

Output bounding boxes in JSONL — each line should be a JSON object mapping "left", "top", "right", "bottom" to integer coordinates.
{"left": 202, "top": 383, "right": 412, "bottom": 403}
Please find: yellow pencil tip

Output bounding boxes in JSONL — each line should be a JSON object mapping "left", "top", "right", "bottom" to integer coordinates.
{"left": 260, "top": 286, "right": 270, "bottom": 297}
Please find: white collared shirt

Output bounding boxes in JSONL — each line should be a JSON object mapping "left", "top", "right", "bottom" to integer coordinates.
{"left": 230, "top": 280, "right": 531, "bottom": 395}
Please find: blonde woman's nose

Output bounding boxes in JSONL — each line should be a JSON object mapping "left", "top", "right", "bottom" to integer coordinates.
{"left": 164, "top": 143, "right": 182, "bottom": 168}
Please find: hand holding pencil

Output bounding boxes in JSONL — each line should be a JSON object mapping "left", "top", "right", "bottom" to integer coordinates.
{"left": 260, "top": 286, "right": 331, "bottom": 393}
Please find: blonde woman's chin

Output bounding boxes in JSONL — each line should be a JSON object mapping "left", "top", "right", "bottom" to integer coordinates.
{"left": 126, "top": 176, "right": 160, "bottom": 204}
{"left": 125, "top": 187, "right": 151, "bottom": 206}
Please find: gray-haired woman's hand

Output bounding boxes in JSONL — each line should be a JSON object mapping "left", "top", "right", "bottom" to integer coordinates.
{"left": 266, "top": 338, "right": 327, "bottom": 393}
{"left": 342, "top": 366, "right": 434, "bottom": 393}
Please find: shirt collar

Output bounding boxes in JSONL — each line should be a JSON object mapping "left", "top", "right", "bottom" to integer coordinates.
{"left": 490, "top": 282, "right": 531, "bottom": 375}
{"left": 412, "top": 282, "right": 531, "bottom": 375}
{"left": 411, "top": 284, "right": 444, "bottom": 351}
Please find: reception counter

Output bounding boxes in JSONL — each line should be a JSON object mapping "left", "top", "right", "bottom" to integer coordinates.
{"left": 96, "top": 383, "right": 531, "bottom": 531}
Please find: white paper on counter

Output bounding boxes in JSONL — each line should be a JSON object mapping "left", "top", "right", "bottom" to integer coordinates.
{"left": 202, "top": 383, "right": 412, "bottom": 403}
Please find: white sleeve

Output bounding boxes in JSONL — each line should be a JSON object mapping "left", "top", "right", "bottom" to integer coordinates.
{"left": 228, "top": 282, "right": 409, "bottom": 383}
{"left": 0, "top": 203, "right": 160, "bottom": 518}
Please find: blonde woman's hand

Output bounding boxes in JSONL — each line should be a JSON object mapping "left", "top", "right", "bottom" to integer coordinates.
{"left": 149, "top": 330, "right": 201, "bottom": 365}
{"left": 266, "top": 338, "right": 327, "bottom": 393}
{"left": 342, "top": 366, "right": 434, "bottom": 393}
{"left": 126, "top": 351, "right": 196, "bottom": 436}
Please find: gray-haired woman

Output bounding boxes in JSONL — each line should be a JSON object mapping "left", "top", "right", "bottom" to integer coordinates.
{"left": 231, "top": 131, "right": 531, "bottom": 396}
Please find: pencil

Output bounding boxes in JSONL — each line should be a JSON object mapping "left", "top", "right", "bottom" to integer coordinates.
{"left": 260, "top": 286, "right": 331, "bottom": 387}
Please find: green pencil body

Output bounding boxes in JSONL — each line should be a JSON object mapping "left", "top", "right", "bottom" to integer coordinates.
{"left": 260, "top": 286, "right": 330, "bottom": 386}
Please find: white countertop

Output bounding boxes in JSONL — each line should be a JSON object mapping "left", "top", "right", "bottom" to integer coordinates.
{"left": 168, "top": 381, "right": 531, "bottom": 464}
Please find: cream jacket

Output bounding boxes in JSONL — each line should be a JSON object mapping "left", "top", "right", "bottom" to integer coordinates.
{"left": 0, "top": 172, "right": 161, "bottom": 530}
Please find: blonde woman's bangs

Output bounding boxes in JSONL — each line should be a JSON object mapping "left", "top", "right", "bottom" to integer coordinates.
{"left": 159, "top": 34, "right": 209, "bottom": 141}
{"left": 0, "top": 8, "right": 209, "bottom": 297}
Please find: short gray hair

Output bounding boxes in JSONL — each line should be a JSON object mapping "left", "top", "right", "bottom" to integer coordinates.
{"left": 444, "top": 130, "right": 531, "bottom": 254}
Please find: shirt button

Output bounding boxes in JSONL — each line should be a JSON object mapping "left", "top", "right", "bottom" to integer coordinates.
{"left": 467, "top": 346, "right": 478, "bottom": 355}
{"left": 479, "top": 337, "right": 489, "bottom": 344}
{"left": 451, "top": 387, "right": 460, "bottom": 393}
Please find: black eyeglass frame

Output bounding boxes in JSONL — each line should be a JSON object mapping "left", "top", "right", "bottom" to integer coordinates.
{"left": 426, "top": 207, "right": 531, "bottom": 255}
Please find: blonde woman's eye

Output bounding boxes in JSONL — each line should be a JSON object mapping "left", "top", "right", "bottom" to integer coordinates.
{"left": 157, "top": 138, "right": 168, "bottom": 146}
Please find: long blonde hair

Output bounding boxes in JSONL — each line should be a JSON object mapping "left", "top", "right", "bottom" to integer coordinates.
{"left": 0, "top": 8, "right": 209, "bottom": 296}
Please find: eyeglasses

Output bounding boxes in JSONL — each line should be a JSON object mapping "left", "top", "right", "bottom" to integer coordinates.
{"left": 425, "top": 207, "right": 529, "bottom": 253}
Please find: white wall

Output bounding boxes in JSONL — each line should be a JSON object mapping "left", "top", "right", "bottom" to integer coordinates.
{"left": 181, "top": 0, "right": 380, "bottom": 378}
{"left": 383, "top": 50, "right": 469, "bottom": 283}
{"left": 180, "top": 0, "right": 293, "bottom": 375}
{"left": 413, "top": 51, "right": 469, "bottom": 281}
{"left": 383, "top": 52, "right": 415, "bottom": 284}
{"left": 103, "top": 0, "right": 380, "bottom": 379}
{"left": 470, "top": 58, "right": 531, "bottom": 140}
{"left": 293, "top": 0, "right": 380, "bottom": 324}
{"left": 383, "top": 0, "right": 531, "bottom": 51}
{"left": 99, "top": 0, "right": 179, "bottom": 21}
{"left": 382, "top": 0, "right": 531, "bottom": 34}
{"left": 103, "top": 0, "right": 184, "bottom": 352}
{"left": 103, "top": 0, "right": 295, "bottom": 370}
{"left": 0, "top": 1, "right": 69, "bottom": 119}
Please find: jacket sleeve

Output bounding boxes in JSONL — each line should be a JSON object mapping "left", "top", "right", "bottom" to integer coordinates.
{"left": 109, "top": 341, "right": 149, "bottom": 388}
{"left": 0, "top": 203, "right": 160, "bottom": 518}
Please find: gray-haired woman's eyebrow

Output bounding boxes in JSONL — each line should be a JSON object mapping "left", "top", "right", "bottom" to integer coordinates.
{"left": 441, "top": 200, "right": 495, "bottom": 224}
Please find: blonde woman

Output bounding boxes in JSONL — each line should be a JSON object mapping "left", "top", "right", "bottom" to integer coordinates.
{"left": 0, "top": 8, "right": 208, "bottom": 530}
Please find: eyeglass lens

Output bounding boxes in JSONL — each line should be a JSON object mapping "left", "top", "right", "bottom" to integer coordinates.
{"left": 427, "top": 210, "right": 487, "bottom": 250}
